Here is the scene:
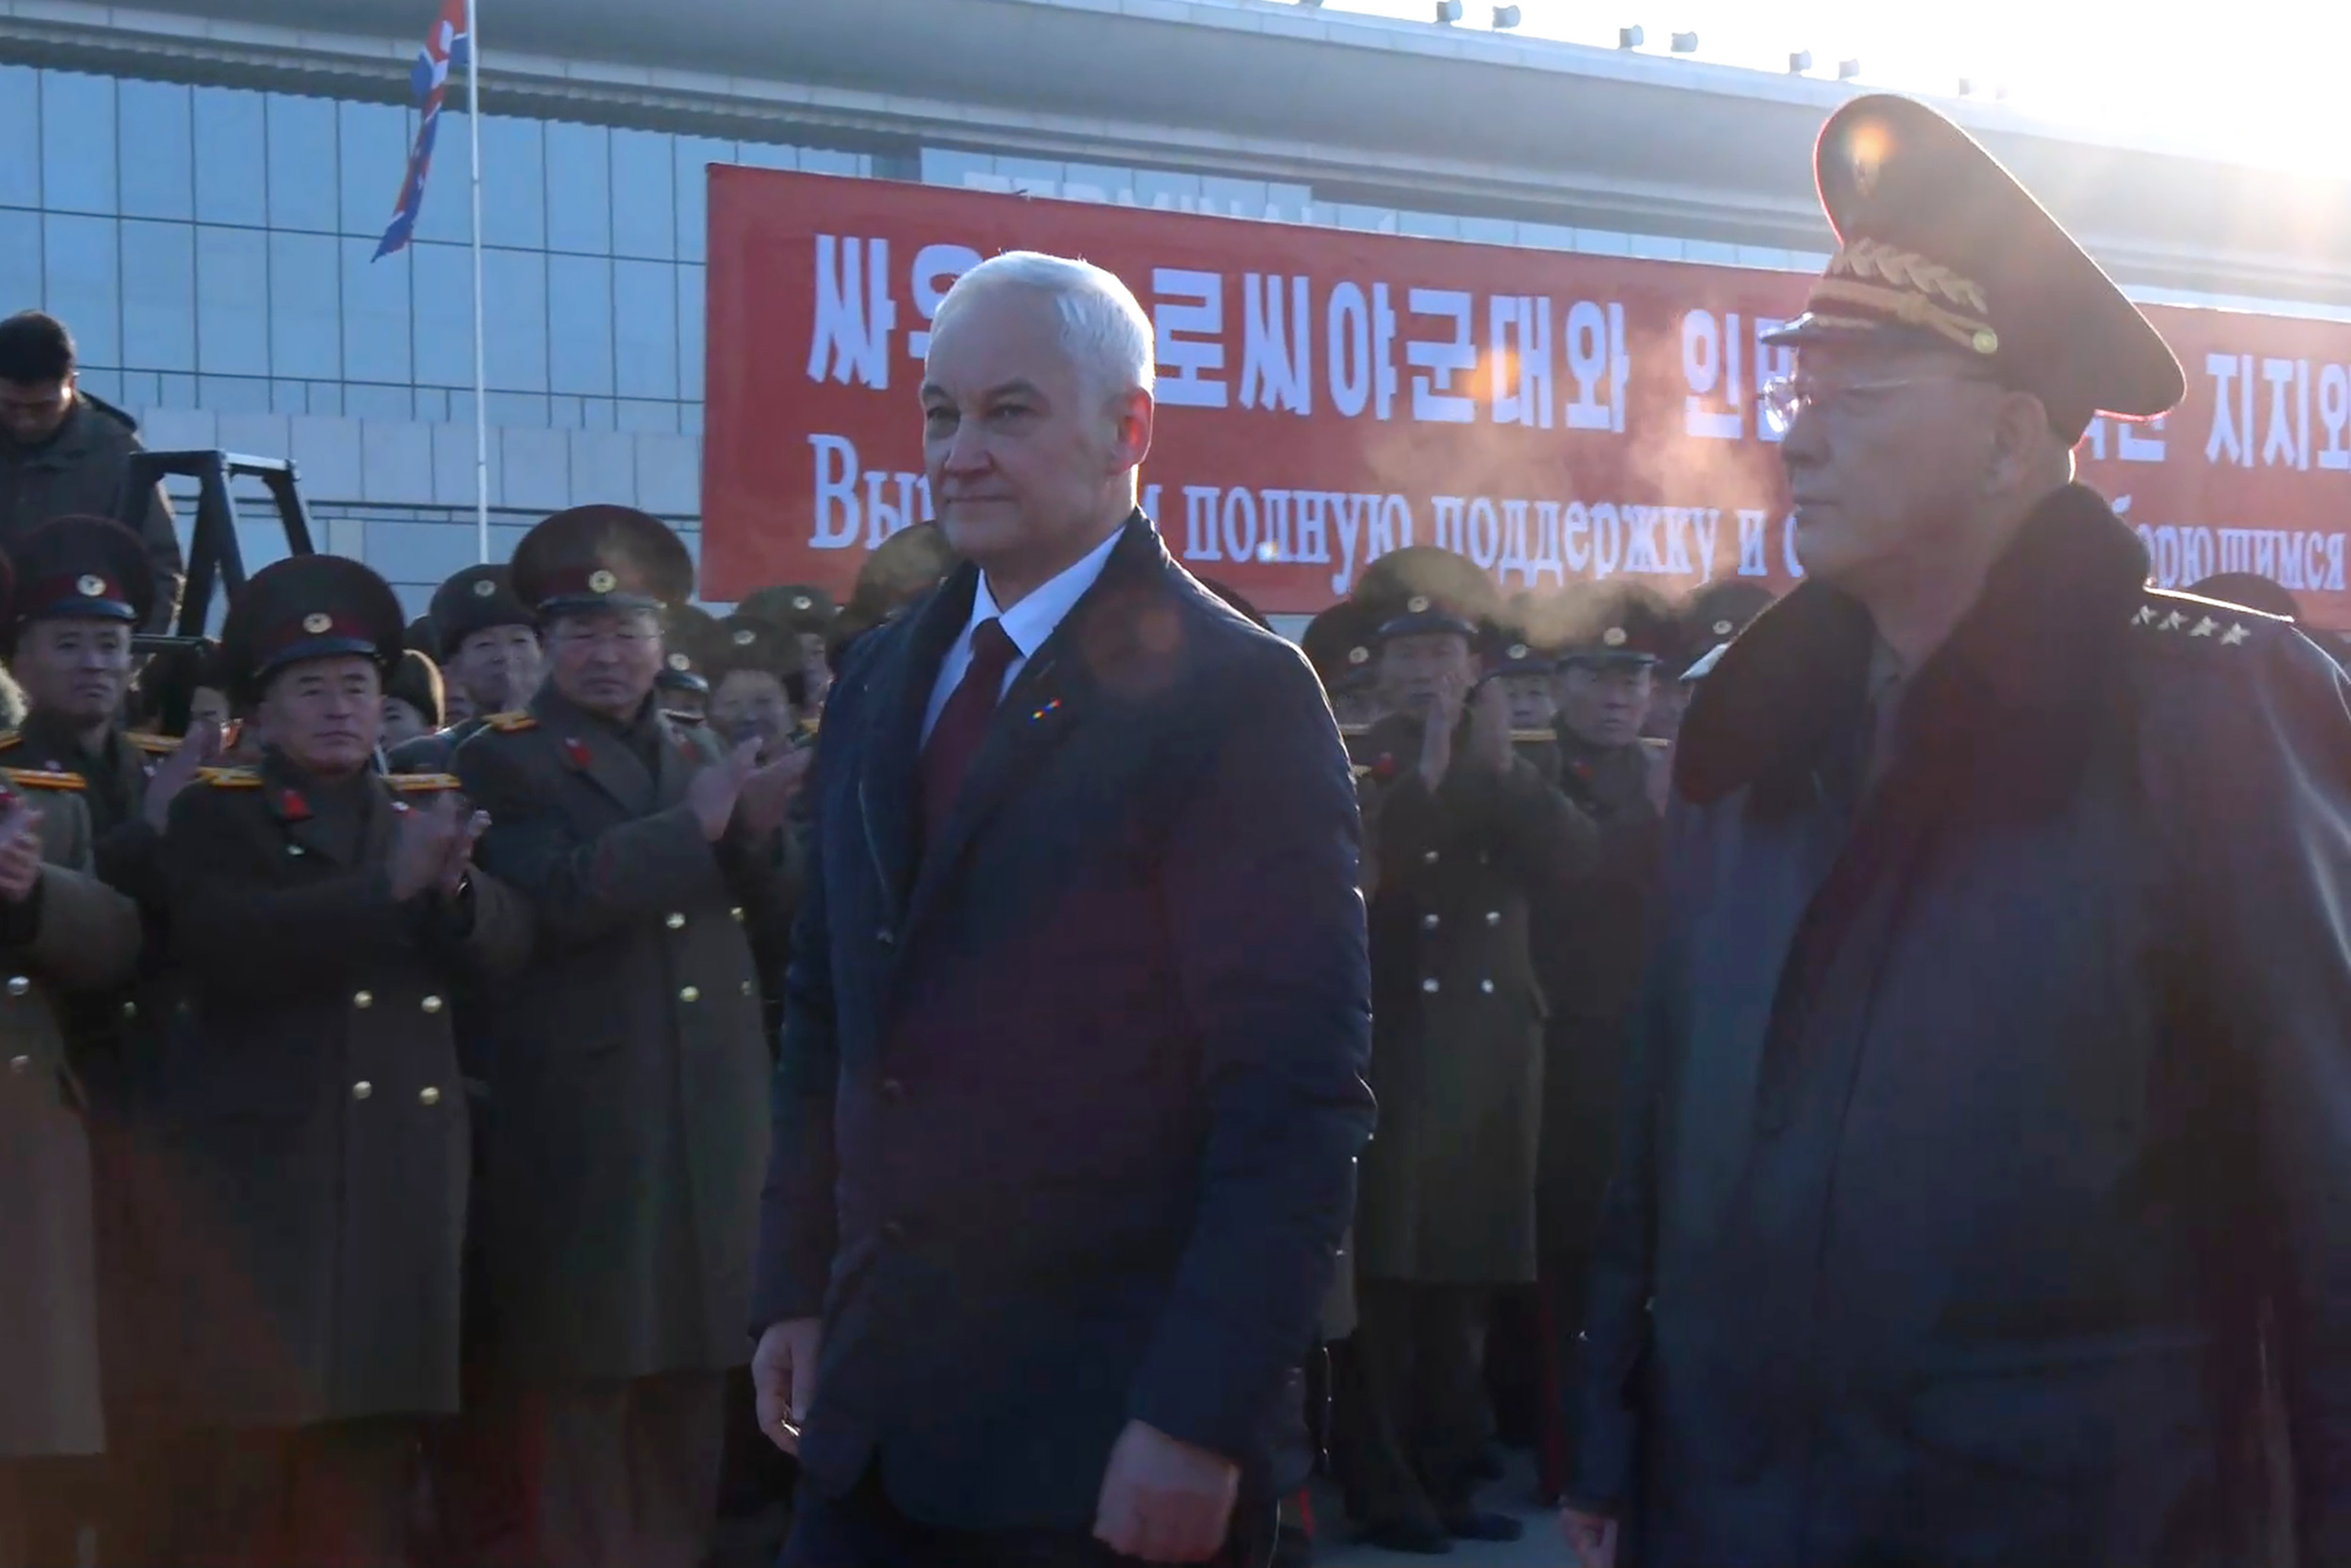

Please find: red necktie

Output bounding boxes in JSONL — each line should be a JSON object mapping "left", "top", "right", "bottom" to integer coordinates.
{"left": 918, "top": 617, "right": 1020, "bottom": 847}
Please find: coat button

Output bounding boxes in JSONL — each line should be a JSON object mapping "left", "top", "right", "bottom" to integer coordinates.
{"left": 421, "top": 995, "right": 444, "bottom": 1014}
{"left": 730, "top": 906, "right": 746, "bottom": 923}
{"left": 679, "top": 986, "right": 701, "bottom": 1003}
{"left": 881, "top": 1219, "right": 908, "bottom": 1243}
{"left": 880, "top": 1077, "right": 907, "bottom": 1104}
{"left": 665, "top": 912, "right": 686, "bottom": 929}
{"left": 418, "top": 1086, "right": 442, "bottom": 1106}
{"left": 741, "top": 981, "right": 754, "bottom": 998}
{"left": 1421, "top": 850, "right": 1439, "bottom": 865}
{"left": 121, "top": 1001, "right": 137, "bottom": 1020}
{"left": 1422, "top": 977, "right": 1440, "bottom": 994}
{"left": 353, "top": 990, "right": 374, "bottom": 1009}
{"left": 5, "top": 976, "right": 27, "bottom": 997}
{"left": 1486, "top": 910, "right": 1502, "bottom": 926}
{"left": 352, "top": 1081, "right": 373, "bottom": 1100}
{"left": 1480, "top": 979, "right": 1496, "bottom": 994}
{"left": 8, "top": 1054, "right": 27, "bottom": 1074}
{"left": 876, "top": 928, "right": 897, "bottom": 947}
{"left": 1422, "top": 913, "right": 1440, "bottom": 930}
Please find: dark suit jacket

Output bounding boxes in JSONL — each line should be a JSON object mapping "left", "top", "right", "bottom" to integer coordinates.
{"left": 752, "top": 513, "right": 1375, "bottom": 1530}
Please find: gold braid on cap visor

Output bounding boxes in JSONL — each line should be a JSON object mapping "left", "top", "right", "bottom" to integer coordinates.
{"left": 1806, "top": 237, "right": 2000, "bottom": 356}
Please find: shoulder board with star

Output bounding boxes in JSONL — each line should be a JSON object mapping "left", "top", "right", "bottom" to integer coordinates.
{"left": 198, "top": 766, "right": 263, "bottom": 789}
{"left": 1338, "top": 723, "right": 1371, "bottom": 741}
{"left": 125, "top": 731, "right": 181, "bottom": 755}
{"left": 2130, "top": 590, "right": 2283, "bottom": 651}
{"left": 0, "top": 766, "right": 84, "bottom": 791}
{"left": 0, "top": 732, "right": 22, "bottom": 755}
{"left": 1511, "top": 729, "right": 1558, "bottom": 744}
{"left": 481, "top": 712, "right": 538, "bottom": 733}
{"left": 390, "top": 773, "right": 465, "bottom": 794}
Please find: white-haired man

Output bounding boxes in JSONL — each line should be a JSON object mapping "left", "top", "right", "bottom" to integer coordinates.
{"left": 750, "top": 251, "right": 1375, "bottom": 1566}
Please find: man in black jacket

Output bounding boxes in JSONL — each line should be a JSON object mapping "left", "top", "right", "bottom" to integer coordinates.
{"left": 0, "top": 313, "right": 182, "bottom": 631}
{"left": 1563, "top": 96, "right": 2351, "bottom": 1568}
{"left": 753, "top": 250, "right": 1372, "bottom": 1568}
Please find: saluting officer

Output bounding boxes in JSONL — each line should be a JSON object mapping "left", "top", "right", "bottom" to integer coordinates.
{"left": 453, "top": 504, "right": 799, "bottom": 1568}
{"left": 1345, "top": 563, "right": 1596, "bottom": 1553}
{"left": 0, "top": 536, "right": 147, "bottom": 1568}
{"left": 147, "top": 552, "right": 528, "bottom": 1568}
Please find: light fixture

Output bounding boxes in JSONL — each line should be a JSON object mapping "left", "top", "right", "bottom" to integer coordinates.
{"left": 1787, "top": 49, "right": 1813, "bottom": 74}
{"left": 1617, "top": 24, "right": 1644, "bottom": 47}
{"left": 1837, "top": 57, "right": 1862, "bottom": 81}
{"left": 1669, "top": 31, "right": 1698, "bottom": 53}
{"left": 1434, "top": 0, "right": 1462, "bottom": 20}
{"left": 1493, "top": 3, "right": 1521, "bottom": 26}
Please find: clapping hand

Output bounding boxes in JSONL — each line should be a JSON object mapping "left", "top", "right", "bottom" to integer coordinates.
{"left": 387, "top": 792, "right": 469, "bottom": 903}
{"left": 685, "top": 740, "right": 761, "bottom": 842}
{"left": 142, "top": 719, "right": 223, "bottom": 831}
{"left": 438, "top": 807, "right": 491, "bottom": 901}
{"left": 734, "top": 746, "right": 811, "bottom": 838}
{"left": 0, "top": 800, "right": 42, "bottom": 904}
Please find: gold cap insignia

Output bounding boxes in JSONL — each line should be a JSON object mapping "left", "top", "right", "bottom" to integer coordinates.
{"left": 666, "top": 652, "right": 690, "bottom": 672}
{"left": 588, "top": 569, "right": 618, "bottom": 594}
{"left": 1712, "top": 617, "right": 1735, "bottom": 636}
{"left": 1603, "top": 626, "right": 1628, "bottom": 647}
{"left": 473, "top": 578, "right": 497, "bottom": 597}
{"left": 76, "top": 574, "right": 106, "bottom": 597}
{"left": 1971, "top": 328, "right": 2000, "bottom": 355}
{"left": 1406, "top": 594, "right": 1430, "bottom": 614}
{"left": 791, "top": 593, "right": 812, "bottom": 610}
{"left": 1346, "top": 646, "right": 1371, "bottom": 666}
{"left": 732, "top": 628, "right": 757, "bottom": 646}
{"left": 302, "top": 612, "right": 333, "bottom": 635}
{"left": 1507, "top": 643, "right": 1530, "bottom": 660}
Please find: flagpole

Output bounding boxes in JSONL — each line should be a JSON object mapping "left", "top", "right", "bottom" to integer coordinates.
{"left": 465, "top": 0, "right": 490, "bottom": 564}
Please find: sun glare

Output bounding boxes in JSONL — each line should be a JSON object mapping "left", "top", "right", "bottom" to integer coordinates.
{"left": 1320, "top": 0, "right": 2351, "bottom": 176}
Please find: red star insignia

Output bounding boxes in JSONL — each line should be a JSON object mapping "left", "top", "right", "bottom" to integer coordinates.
{"left": 563, "top": 737, "right": 593, "bottom": 770}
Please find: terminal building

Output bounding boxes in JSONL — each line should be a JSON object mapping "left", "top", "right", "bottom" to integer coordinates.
{"left": 3, "top": 0, "right": 2346, "bottom": 611}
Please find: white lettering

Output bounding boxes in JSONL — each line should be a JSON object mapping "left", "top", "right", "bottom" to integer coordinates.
{"left": 2263, "top": 358, "right": 2311, "bottom": 470}
{"left": 1326, "top": 282, "right": 1397, "bottom": 421}
{"left": 1491, "top": 296, "right": 1554, "bottom": 429}
{"left": 1682, "top": 309, "right": 1741, "bottom": 440}
{"left": 1466, "top": 496, "right": 1502, "bottom": 570}
{"left": 2321, "top": 365, "right": 2351, "bottom": 472}
{"left": 1153, "top": 268, "right": 1229, "bottom": 408}
{"left": 861, "top": 470, "right": 919, "bottom": 549}
{"left": 1259, "top": 488, "right": 1293, "bottom": 563}
{"left": 1407, "top": 288, "right": 1476, "bottom": 424}
{"left": 1376, "top": 494, "right": 1412, "bottom": 556}
{"left": 905, "top": 243, "right": 980, "bottom": 363}
{"left": 1690, "top": 509, "right": 1721, "bottom": 582}
{"left": 1530, "top": 502, "right": 1565, "bottom": 587}
{"left": 1329, "top": 492, "right": 1369, "bottom": 594}
{"left": 1562, "top": 501, "right": 1591, "bottom": 574}
{"left": 1183, "top": 485, "right": 1223, "bottom": 561}
{"left": 1241, "top": 273, "right": 1313, "bottom": 415}
{"left": 1294, "top": 491, "right": 1331, "bottom": 565}
{"left": 807, "top": 433, "right": 861, "bottom": 548}
{"left": 807, "top": 236, "right": 895, "bottom": 389}
{"left": 1590, "top": 502, "right": 1622, "bottom": 578}
{"left": 2119, "top": 413, "right": 2168, "bottom": 464}
{"left": 1752, "top": 318, "right": 1792, "bottom": 444}
{"left": 2206, "top": 353, "right": 2247, "bottom": 468}
{"left": 1737, "top": 509, "right": 1770, "bottom": 577}
{"left": 1432, "top": 495, "right": 1468, "bottom": 555}
{"left": 1564, "top": 301, "right": 1628, "bottom": 433}
{"left": 1220, "top": 487, "right": 1259, "bottom": 563}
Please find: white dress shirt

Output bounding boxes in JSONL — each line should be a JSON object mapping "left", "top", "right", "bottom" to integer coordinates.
{"left": 919, "top": 527, "right": 1125, "bottom": 743}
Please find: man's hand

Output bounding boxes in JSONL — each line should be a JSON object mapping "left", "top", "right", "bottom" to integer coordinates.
{"left": 437, "top": 808, "right": 491, "bottom": 901}
{"left": 1561, "top": 1506, "right": 1617, "bottom": 1568}
{"left": 734, "top": 746, "right": 812, "bottom": 838}
{"left": 751, "top": 1317, "right": 822, "bottom": 1456}
{"left": 387, "top": 793, "right": 466, "bottom": 903}
{"left": 1092, "top": 1420, "right": 1239, "bottom": 1565}
{"left": 686, "top": 739, "right": 761, "bottom": 842}
{"left": 141, "top": 719, "right": 222, "bottom": 831}
{"left": 0, "top": 802, "right": 43, "bottom": 904}
{"left": 1465, "top": 675, "right": 1514, "bottom": 773}
{"left": 1418, "top": 668, "right": 1469, "bottom": 791}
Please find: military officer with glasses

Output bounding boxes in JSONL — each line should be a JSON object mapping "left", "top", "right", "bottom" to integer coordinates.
{"left": 1563, "top": 95, "right": 2351, "bottom": 1568}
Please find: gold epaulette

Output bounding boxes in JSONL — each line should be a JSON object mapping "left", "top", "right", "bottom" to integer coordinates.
{"left": 1, "top": 767, "right": 83, "bottom": 791}
{"left": 482, "top": 711, "right": 538, "bottom": 733}
{"left": 1511, "top": 729, "right": 1556, "bottom": 744}
{"left": 1351, "top": 762, "right": 1375, "bottom": 780}
{"left": 125, "top": 732, "right": 180, "bottom": 755}
{"left": 199, "top": 766, "right": 263, "bottom": 789}
{"left": 1338, "top": 723, "right": 1371, "bottom": 740}
{"left": 0, "top": 732, "right": 22, "bottom": 754}
{"left": 390, "top": 773, "right": 464, "bottom": 793}
{"left": 1641, "top": 736, "right": 1671, "bottom": 754}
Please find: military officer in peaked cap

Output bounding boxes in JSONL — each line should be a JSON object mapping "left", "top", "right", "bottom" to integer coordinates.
{"left": 829, "top": 522, "right": 959, "bottom": 669}
{"left": 144, "top": 552, "right": 527, "bottom": 1568}
{"left": 381, "top": 649, "right": 446, "bottom": 750}
{"left": 1302, "top": 598, "right": 1386, "bottom": 732}
{"left": 1565, "top": 96, "right": 2351, "bottom": 1568}
{"left": 1344, "top": 571, "right": 1595, "bottom": 1552}
{"left": 452, "top": 504, "right": 799, "bottom": 1568}
{"left": 738, "top": 584, "right": 839, "bottom": 712}
{"left": 0, "top": 534, "right": 148, "bottom": 1568}
{"left": 657, "top": 601, "right": 722, "bottom": 727}
{"left": 389, "top": 566, "right": 545, "bottom": 775}
{"left": 1651, "top": 579, "right": 1777, "bottom": 743}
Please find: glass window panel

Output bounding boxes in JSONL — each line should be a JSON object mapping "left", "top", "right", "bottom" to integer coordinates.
{"left": 121, "top": 220, "right": 196, "bottom": 372}
{"left": 119, "top": 80, "right": 194, "bottom": 221}
{"left": 194, "top": 87, "right": 268, "bottom": 227}
{"left": 482, "top": 247, "right": 547, "bottom": 393}
{"left": 270, "top": 379, "right": 306, "bottom": 415}
{"left": 617, "top": 398, "right": 676, "bottom": 434}
{"left": 268, "top": 231, "right": 342, "bottom": 380}
{"left": 196, "top": 226, "right": 270, "bottom": 376}
{"left": 544, "top": 121, "right": 611, "bottom": 255}
{"left": 197, "top": 374, "right": 271, "bottom": 414}
{"left": 0, "top": 212, "right": 42, "bottom": 318}
{"left": 484, "top": 391, "right": 545, "bottom": 426}
{"left": 613, "top": 259, "right": 676, "bottom": 400}
{"left": 345, "top": 383, "right": 413, "bottom": 421}
{"left": 339, "top": 99, "right": 413, "bottom": 238}
{"left": 678, "top": 263, "right": 705, "bottom": 403}
{"left": 673, "top": 136, "right": 734, "bottom": 263}
{"left": 414, "top": 386, "right": 447, "bottom": 423}
{"left": 0, "top": 67, "right": 38, "bottom": 208}
{"left": 44, "top": 215, "right": 120, "bottom": 368}
{"left": 610, "top": 129, "right": 673, "bottom": 261}
{"left": 118, "top": 371, "right": 158, "bottom": 409}
{"left": 158, "top": 372, "right": 197, "bottom": 408}
{"left": 583, "top": 397, "right": 614, "bottom": 432}
{"left": 306, "top": 381, "right": 342, "bottom": 417}
{"left": 41, "top": 73, "right": 117, "bottom": 216}
{"left": 412, "top": 109, "right": 465, "bottom": 247}
{"left": 547, "top": 253, "right": 613, "bottom": 395}
{"left": 479, "top": 115, "right": 545, "bottom": 251}
{"left": 342, "top": 236, "right": 411, "bottom": 384}
{"left": 799, "top": 148, "right": 861, "bottom": 177}
{"left": 411, "top": 241, "right": 476, "bottom": 389}
{"left": 74, "top": 368, "right": 121, "bottom": 405}
{"left": 680, "top": 404, "right": 702, "bottom": 437}
{"left": 735, "top": 143, "right": 795, "bottom": 172}
{"left": 546, "top": 394, "right": 580, "bottom": 429}
{"left": 918, "top": 147, "right": 991, "bottom": 190}
{"left": 266, "top": 93, "right": 340, "bottom": 233}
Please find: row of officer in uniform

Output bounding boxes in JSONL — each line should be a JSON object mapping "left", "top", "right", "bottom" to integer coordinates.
{"left": 0, "top": 503, "right": 806, "bottom": 1568}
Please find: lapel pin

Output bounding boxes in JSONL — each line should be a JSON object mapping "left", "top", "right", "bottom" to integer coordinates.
{"left": 279, "top": 788, "right": 311, "bottom": 822}
{"left": 1028, "top": 697, "right": 1063, "bottom": 722}
{"left": 563, "top": 737, "right": 593, "bottom": 770}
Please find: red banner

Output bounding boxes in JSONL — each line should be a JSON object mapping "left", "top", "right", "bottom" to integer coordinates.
{"left": 703, "top": 167, "right": 2351, "bottom": 628}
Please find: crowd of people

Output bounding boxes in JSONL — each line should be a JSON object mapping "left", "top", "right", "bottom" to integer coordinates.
{"left": 2, "top": 85, "right": 2349, "bottom": 1568}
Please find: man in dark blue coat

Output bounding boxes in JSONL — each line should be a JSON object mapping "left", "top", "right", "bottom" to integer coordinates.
{"left": 751, "top": 250, "right": 1375, "bottom": 1568}
{"left": 1563, "top": 96, "right": 2351, "bottom": 1568}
